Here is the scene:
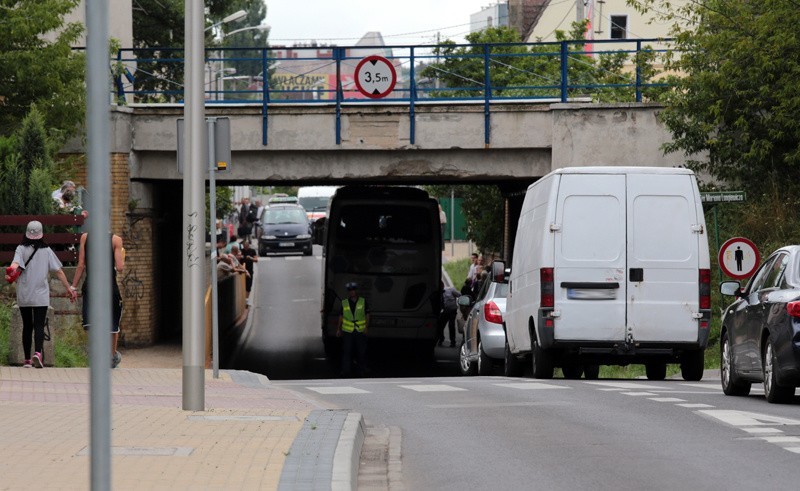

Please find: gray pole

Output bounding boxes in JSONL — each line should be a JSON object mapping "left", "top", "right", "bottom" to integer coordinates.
{"left": 450, "top": 187, "right": 455, "bottom": 257}
{"left": 85, "top": 0, "right": 111, "bottom": 489}
{"left": 208, "top": 119, "right": 220, "bottom": 379}
{"left": 183, "top": 0, "right": 206, "bottom": 410}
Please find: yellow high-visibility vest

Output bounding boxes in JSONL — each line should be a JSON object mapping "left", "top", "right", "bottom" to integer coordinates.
{"left": 341, "top": 297, "right": 366, "bottom": 333}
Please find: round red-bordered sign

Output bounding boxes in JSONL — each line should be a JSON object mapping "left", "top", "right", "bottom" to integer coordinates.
{"left": 354, "top": 56, "right": 397, "bottom": 99}
{"left": 718, "top": 237, "right": 760, "bottom": 280}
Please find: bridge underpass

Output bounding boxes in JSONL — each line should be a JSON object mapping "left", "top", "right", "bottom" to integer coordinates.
{"left": 61, "top": 100, "right": 686, "bottom": 347}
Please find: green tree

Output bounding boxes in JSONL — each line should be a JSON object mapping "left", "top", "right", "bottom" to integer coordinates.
{"left": 628, "top": 0, "right": 800, "bottom": 197}
{"left": 421, "top": 25, "right": 661, "bottom": 102}
{"left": 132, "top": 0, "right": 186, "bottom": 102}
{"left": 425, "top": 185, "right": 503, "bottom": 256}
{"left": 0, "top": 0, "right": 86, "bottom": 142}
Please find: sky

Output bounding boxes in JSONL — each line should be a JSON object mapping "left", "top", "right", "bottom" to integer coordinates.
{"left": 263, "top": 0, "right": 500, "bottom": 46}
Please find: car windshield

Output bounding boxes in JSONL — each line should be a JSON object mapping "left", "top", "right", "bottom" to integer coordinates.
{"left": 265, "top": 208, "right": 307, "bottom": 225}
{"left": 299, "top": 196, "right": 330, "bottom": 212}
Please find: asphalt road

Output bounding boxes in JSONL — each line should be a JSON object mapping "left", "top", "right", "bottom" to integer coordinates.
{"left": 280, "top": 376, "right": 800, "bottom": 490}
{"left": 228, "top": 246, "right": 800, "bottom": 489}
{"left": 228, "top": 245, "right": 463, "bottom": 380}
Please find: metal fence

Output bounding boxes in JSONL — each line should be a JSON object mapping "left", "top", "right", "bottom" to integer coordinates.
{"left": 114, "top": 39, "right": 674, "bottom": 144}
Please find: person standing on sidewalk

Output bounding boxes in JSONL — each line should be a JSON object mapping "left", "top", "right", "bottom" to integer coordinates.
{"left": 71, "top": 232, "right": 125, "bottom": 368}
{"left": 336, "top": 282, "right": 370, "bottom": 377}
{"left": 5, "top": 221, "right": 77, "bottom": 368}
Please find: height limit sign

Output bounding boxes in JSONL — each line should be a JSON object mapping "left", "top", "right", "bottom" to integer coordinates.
{"left": 354, "top": 55, "right": 397, "bottom": 99}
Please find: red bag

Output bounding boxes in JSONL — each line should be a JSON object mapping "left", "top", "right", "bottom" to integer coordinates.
{"left": 5, "top": 266, "right": 21, "bottom": 284}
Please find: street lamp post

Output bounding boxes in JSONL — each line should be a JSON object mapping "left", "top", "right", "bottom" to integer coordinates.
{"left": 204, "top": 10, "right": 247, "bottom": 101}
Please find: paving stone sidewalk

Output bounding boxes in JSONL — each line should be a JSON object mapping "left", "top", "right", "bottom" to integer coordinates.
{"left": 0, "top": 366, "right": 326, "bottom": 490}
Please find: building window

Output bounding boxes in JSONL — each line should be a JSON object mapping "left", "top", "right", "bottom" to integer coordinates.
{"left": 610, "top": 15, "right": 627, "bottom": 39}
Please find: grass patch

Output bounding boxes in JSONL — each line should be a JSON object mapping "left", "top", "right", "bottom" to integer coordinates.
{"left": 0, "top": 298, "right": 88, "bottom": 367}
{"left": 55, "top": 318, "right": 89, "bottom": 367}
{"left": 443, "top": 258, "right": 470, "bottom": 288}
{"left": 0, "top": 302, "right": 10, "bottom": 365}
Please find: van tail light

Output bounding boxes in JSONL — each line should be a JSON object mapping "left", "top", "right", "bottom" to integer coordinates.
{"left": 699, "top": 269, "right": 711, "bottom": 310}
{"left": 787, "top": 301, "right": 800, "bottom": 319}
{"left": 484, "top": 301, "right": 503, "bottom": 324}
{"left": 541, "top": 268, "right": 554, "bottom": 308}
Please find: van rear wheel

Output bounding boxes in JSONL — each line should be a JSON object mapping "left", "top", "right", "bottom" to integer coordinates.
{"left": 645, "top": 362, "right": 667, "bottom": 381}
{"left": 583, "top": 364, "right": 600, "bottom": 380}
{"left": 561, "top": 365, "right": 583, "bottom": 379}
{"left": 681, "top": 349, "right": 705, "bottom": 381}
{"left": 504, "top": 339, "right": 523, "bottom": 377}
{"left": 531, "top": 338, "right": 554, "bottom": 379}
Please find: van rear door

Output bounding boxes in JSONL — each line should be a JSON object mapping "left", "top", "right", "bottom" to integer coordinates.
{"left": 553, "top": 174, "right": 627, "bottom": 342}
{"left": 627, "top": 173, "right": 701, "bottom": 343}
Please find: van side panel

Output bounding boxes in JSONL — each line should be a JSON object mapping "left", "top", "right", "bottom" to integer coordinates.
{"left": 553, "top": 174, "right": 627, "bottom": 342}
{"left": 507, "top": 175, "right": 557, "bottom": 353}
{"left": 627, "top": 174, "right": 701, "bottom": 343}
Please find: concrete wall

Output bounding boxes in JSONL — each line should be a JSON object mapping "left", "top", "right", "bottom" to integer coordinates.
{"left": 68, "top": 102, "right": 685, "bottom": 184}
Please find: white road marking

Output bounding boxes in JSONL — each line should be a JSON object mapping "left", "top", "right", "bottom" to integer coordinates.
{"left": 760, "top": 436, "right": 800, "bottom": 444}
{"left": 494, "top": 382, "right": 571, "bottom": 390}
{"left": 598, "top": 388, "right": 625, "bottom": 391}
{"left": 677, "top": 403, "right": 714, "bottom": 408}
{"left": 399, "top": 384, "right": 467, "bottom": 392}
{"left": 306, "top": 387, "right": 370, "bottom": 394}
{"left": 648, "top": 397, "right": 686, "bottom": 403}
{"left": 680, "top": 383, "right": 721, "bottom": 390}
{"left": 621, "top": 392, "right": 658, "bottom": 397}
{"left": 741, "top": 427, "right": 784, "bottom": 435}
{"left": 698, "top": 410, "right": 800, "bottom": 427}
{"left": 586, "top": 382, "right": 663, "bottom": 390}
{"left": 786, "top": 447, "right": 800, "bottom": 454}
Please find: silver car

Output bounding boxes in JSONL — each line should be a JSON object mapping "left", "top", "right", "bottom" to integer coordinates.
{"left": 458, "top": 278, "right": 508, "bottom": 376}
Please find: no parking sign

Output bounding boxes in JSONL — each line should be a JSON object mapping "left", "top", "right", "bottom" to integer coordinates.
{"left": 718, "top": 237, "right": 760, "bottom": 280}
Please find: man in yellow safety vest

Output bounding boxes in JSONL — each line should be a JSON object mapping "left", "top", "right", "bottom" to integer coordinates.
{"left": 337, "top": 282, "right": 370, "bottom": 377}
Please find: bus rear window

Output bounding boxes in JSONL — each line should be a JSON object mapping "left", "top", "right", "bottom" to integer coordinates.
{"left": 336, "top": 205, "right": 432, "bottom": 244}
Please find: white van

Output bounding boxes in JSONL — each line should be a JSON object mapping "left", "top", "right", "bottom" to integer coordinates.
{"left": 502, "top": 167, "right": 711, "bottom": 381}
{"left": 298, "top": 186, "right": 338, "bottom": 222}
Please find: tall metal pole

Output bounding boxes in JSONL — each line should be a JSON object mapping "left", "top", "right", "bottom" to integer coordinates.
{"left": 207, "top": 119, "right": 220, "bottom": 379}
{"left": 85, "top": 0, "right": 111, "bottom": 489}
{"left": 576, "top": 0, "right": 585, "bottom": 23}
{"left": 450, "top": 187, "right": 455, "bottom": 257}
{"left": 183, "top": 0, "right": 206, "bottom": 410}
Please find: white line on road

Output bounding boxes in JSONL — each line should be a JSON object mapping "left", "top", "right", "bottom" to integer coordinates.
{"left": 741, "top": 427, "right": 784, "bottom": 434}
{"left": 399, "top": 385, "right": 467, "bottom": 392}
{"left": 307, "top": 387, "right": 371, "bottom": 394}
{"left": 494, "top": 382, "right": 571, "bottom": 390}
{"left": 648, "top": 397, "right": 686, "bottom": 402}
{"left": 760, "top": 436, "right": 800, "bottom": 444}
{"left": 621, "top": 392, "right": 658, "bottom": 396}
{"left": 677, "top": 403, "right": 714, "bottom": 408}
{"left": 586, "top": 382, "right": 663, "bottom": 390}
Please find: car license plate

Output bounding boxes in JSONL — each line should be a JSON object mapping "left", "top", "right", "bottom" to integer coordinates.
{"left": 279, "top": 242, "right": 295, "bottom": 247}
{"left": 567, "top": 288, "right": 616, "bottom": 300}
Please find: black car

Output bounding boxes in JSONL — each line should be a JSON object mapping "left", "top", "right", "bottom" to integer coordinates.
{"left": 258, "top": 204, "right": 313, "bottom": 256}
{"left": 719, "top": 245, "right": 800, "bottom": 403}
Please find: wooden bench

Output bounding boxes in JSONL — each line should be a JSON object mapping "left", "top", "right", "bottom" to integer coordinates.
{"left": 0, "top": 214, "right": 86, "bottom": 264}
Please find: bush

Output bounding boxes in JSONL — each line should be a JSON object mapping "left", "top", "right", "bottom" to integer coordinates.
{"left": 0, "top": 302, "right": 10, "bottom": 365}
{"left": 54, "top": 318, "right": 88, "bottom": 367}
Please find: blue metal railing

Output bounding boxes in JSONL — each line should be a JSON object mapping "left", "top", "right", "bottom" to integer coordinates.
{"left": 114, "top": 39, "right": 673, "bottom": 146}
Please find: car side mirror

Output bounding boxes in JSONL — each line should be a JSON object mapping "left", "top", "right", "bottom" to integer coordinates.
{"left": 720, "top": 281, "right": 742, "bottom": 298}
{"left": 457, "top": 296, "right": 472, "bottom": 306}
{"left": 491, "top": 260, "right": 506, "bottom": 283}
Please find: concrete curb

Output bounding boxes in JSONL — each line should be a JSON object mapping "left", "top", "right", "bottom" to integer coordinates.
{"left": 332, "top": 412, "right": 365, "bottom": 491}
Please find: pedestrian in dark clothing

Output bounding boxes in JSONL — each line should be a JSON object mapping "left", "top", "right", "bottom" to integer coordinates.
{"left": 240, "top": 240, "right": 258, "bottom": 297}
{"left": 6, "top": 221, "right": 77, "bottom": 368}
{"left": 438, "top": 281, "right": 461, "bottom": 347}
{"left": 71, "top": 232, "right": 126, "bottom": 368}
